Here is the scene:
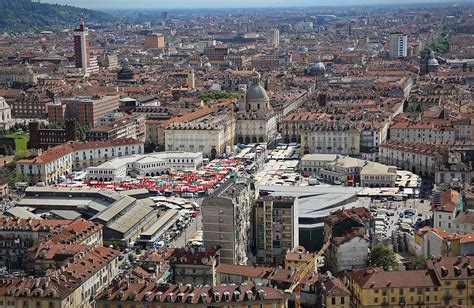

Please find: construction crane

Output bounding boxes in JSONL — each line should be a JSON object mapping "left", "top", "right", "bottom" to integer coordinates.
{"left": 285, "top": 240, "right": 331, "bottom": 308}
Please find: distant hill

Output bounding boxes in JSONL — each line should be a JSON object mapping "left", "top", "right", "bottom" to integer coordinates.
{"left": 0, "top": 0, "right": 118, "bottom": 33}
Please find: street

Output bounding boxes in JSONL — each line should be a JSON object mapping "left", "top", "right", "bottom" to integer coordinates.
{"left": 168, "top": 214, "right": 202, "bottom": 248}
{"left": 370, "top": 198, "right": 432, "bottom": 239}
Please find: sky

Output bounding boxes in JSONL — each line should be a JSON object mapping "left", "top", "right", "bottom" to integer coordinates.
{"left": 42, "top": 0, "right": 452, "bottom": 9}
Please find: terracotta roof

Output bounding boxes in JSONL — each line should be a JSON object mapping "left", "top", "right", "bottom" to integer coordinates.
{"left": 0, "top": 246, "right": 118, "bottom": 299}
{"left": 18, "top": 145, "right": 73, "bottom": 164}
{"left": 454, "top": 211, "right": 474, "bottom": 225}
{"left": 324, "top": 207, "right": 373, "bottom": 227}
{"left": 96, "top": 282, "right": 286, "bottom": 304}
{"left": 0, "top": 217, "right": 67, "bottom": 232}
{"left": 460, "top": 234, "right": 474, "bottom": 244}
{"left": 322, "top": 276, "right": 351, "bottom": 297}
{"left": 18, "top": 138, "right": 143, "bottom": 164}
{"left": 380, "top": 140, "right": 448, "bottom": 156}
{"left": 216, "top": 264, "right": 273, "bottom": 279}
{"left": 350, "top": 267, "right": 440, "bottom": 288}
{"left": 332, "top": 232, "right": 369, "bottom": 246}
{"left": 70, "top": 138, "right": 143, "bottom": 151}
{"left": 285, "top": 245, "right": 314, "bottom": 262}
{"left": 434, "top": 189, "right": 460, "bottom": 213}
{"left": 416, "top": 226, "right": 461, "bottom": 241}
{"left": 169, "top": 248, "right": 218, "bottom": 266}
{"left": 429, "top": 256, "right": 474, "bottom": 280}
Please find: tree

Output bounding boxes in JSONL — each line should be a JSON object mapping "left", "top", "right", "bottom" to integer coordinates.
{"left": 0, "top": 0, "right": 117, "bottom": 33}
{"left": 368, "top": 245, "right": 397, "bottom": 271}
{"left": 144, "top": 138, "right": 156, "bottom": 153}
{"left": 76, "top": 123, "right": 90, "bottom": 141}
{"left": 199, "top": 92, "right": 238, "bottom": 103}
{"left": 14, "top": 149, "right": 30, "bottom": 161}
{"left": 407, "top": 255, "right": 427, "bottom": 270}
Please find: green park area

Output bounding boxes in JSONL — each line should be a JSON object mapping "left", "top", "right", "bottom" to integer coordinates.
{"left": 0, "top": 131, "right": 29, "bottom": 152}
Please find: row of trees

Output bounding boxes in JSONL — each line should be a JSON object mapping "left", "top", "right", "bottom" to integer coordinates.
{"left": 199, "top": 92, "right": 238, "bottom": 103}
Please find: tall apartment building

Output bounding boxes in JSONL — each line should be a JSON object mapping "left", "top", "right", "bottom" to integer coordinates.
{"left": 266, "top": 28, "right": 280, "bottom": 48}
{"left": 145, "top": 33, "right": 165, "bottom": 49}
{"left": 389, "top": 33, "right": 408, "bottom": 59}
{"left": 74, "top": 21, "right": 99, "bottom": 73}
{"left": 254, "top": 195, "right": 299, "bottom": 265}
{"left": 202, "top": 179, "right": 256, "bottom": 265}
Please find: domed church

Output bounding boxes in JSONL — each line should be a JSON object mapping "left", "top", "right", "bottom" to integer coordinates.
{"left": 308, "top": 56, "right": 326, "bottom": 77}
{"left": 236, "top": 71, "right": 277, "bottom": 145}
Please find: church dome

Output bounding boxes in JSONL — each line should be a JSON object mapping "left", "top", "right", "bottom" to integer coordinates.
{"left": 427, "top": 50, "right": 439, "bottom": 66}
{"left": 428, "top": 58, "right": 439, "bottom": 66}
{"left": 310, "top": 61, "right": 326, "bottom": 72}
{"left": 309, "top": 56, "right": 326, "bottom": 76}
{"left": 246, "top": 72, "right": 268, "bottom": 102}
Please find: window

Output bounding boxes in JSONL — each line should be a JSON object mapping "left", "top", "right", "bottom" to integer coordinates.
{"left": 332, "top": 298, "right": 336, "bottom": 305}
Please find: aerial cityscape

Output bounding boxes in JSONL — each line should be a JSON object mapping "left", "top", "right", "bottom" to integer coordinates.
{"left": 0, "top": 0, "right": 473, "bottom": 307}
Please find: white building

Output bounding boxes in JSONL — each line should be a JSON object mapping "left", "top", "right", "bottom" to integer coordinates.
{"left": 390, "top": 122, "right": 456, "bottom": 144}
{"left": 330, "top": 235, "right": 370, "bottom": 272}
{"left": 301, "top": 122, "right": 361, "bottom": 156}
{"left": 454, "top": 118, "right": 473, "bottom": 140}
{"left": 0, "top": 96, "right": 13, "bottom": 129}
{"left": 266, "top": 28, "right": 280, "bottom": 48}
{"left": 72, "top": 139, "right": 144, "bottom": 169}
{"left": 433, "top": 189, "right": 462, "bottom": 231}
{"left": 389, "top": 33, "right": 407, "bottom": 59}
{"left": 165, "top": 112, "right": 234, "bottom": 160}
{"left": 86, "top": 151, "right": 203, "bottom": 181}
{"left": 379, "top": 140, "right": 448, "bottom": 177}
{"left": 300, "top": 154, "right": 338, "bottom": 175}
{"left": 17, "top": 138, "right": 144, "bottom": 184}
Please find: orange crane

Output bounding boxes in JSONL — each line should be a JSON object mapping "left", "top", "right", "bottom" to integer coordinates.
{"left": 285, "top": 240, "right": 331, "bottom": 308}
